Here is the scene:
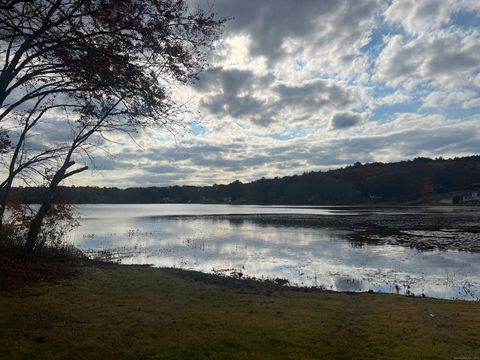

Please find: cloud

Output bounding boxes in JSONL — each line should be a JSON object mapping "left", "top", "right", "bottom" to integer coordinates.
{"left": 329, "top": 112, "right": 365, "bottom": 130}
{"left": 196, "top": 67, "right": 367, "bottom": 128}
{"left": 87, "top": 155, "right": 134, "bottom": 171}
{"left": 463, "top": 98, "right": 480, "bottom": 108}
{"left": 274, "top": 80, "right": 358, "bottom": 111}
{"left": 208, "top": 0, "right": 384, "bottom": 79}
{"left": 422, "top": 90, "right": 478, "bottom": 109}
{"left": 372, "top": 91, "right": 411, "bottom": 107}
{"left": 384, "top": 0, "right": 453, "bottom": 34}
{"left": 211, "top": 0, "right": 343, "bottom": 61}
{"left": 6, "top": 0, "right": 480, "bottom": 188}
{"left": 384, "top": 0, "right": 480, "bottom": 35}
{"left": 375, "top": 29, "right": 480, "bottom": 88}
{"left": 58, "top": 112, "right": 480, "bottom": 188}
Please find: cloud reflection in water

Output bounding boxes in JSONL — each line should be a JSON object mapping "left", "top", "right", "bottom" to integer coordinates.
{"left": 72, "top": 205, "right": 480, "bottom": 300}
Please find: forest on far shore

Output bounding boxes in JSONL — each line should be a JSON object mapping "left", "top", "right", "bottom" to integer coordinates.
{"left": 9, "top": 155, "right": 480, "bottom": 205}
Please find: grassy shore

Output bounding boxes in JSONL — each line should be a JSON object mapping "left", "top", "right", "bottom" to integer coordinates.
{"left": 0, "top": 263, "right": 479, "bottom": 360}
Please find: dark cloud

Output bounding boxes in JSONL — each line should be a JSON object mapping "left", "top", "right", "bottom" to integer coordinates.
{"left": 202, "top": 94, "right": 266, "bottom": 119}
{"left": 274, "top": 81, "right": 356, "bottom": 110}
{"left": 118, "top": 173, "right": 193, "bottom": 187}
{"left": 208, "top": 0, "right": 382, "bottom": 62}
{"left": 196, "top": 66, "right": 362, "bottom": 127}
{"left": 109, "top": 1, "right": 480, "bottom": 186}
{"left": 196, "top": 67, "right": 273, "bottom": 122}
{"left": 140, "top": 164, "right": 186, "bottom": 174}
{"left": 212, "top": 1, "right": 337, "bottom": 60}
{"left": 66, "top": 115, "right": 480, "bottom": 187}
{"left": 195, "top": 67, "right": 256, "bottom": 94}
{"left": 9, "top": 0, "right": 478, "bottom": 188}
{"left": 88, "top": 156, "right": 117, "bottom": 171}
{"left": 328, "top": 112, "right": 364, "bottom": 129}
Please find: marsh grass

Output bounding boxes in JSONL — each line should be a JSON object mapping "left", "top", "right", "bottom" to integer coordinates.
{"left": 0, "top": 263, "right": 478, "bottom": 359}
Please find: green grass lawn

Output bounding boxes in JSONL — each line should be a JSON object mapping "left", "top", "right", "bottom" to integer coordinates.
{"left": 0, "top": 264, "right": 478, "bottom": 359}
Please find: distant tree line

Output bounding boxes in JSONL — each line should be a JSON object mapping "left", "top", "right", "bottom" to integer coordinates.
{"left": 8, "top": 155, "right": 480, "bottom": 205}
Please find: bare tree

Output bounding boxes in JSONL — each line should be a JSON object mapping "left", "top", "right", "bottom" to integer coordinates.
{"left": 0, "top": 129, "right": 10, "bottom": 153}
{"left": 0, "top": 97, "right": 73, "bottom": 228}
{"left": 0, "top": 0, "right": 224, "bottom": 256}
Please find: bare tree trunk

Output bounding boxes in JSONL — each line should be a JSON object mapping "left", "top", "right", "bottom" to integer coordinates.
{"left": 0, "top": 176, "right": 14, "bottom": 229}
{"left": 23, "top": 101, "right": 112, "bottom": 258}
{"left": 24, "top": 200, "right": 52, "bottom": 258}
{"left": 0, "top": 128, "right": 25, "bottom": 230}
{"left": 24, "top": 154, "right": 87, "bottom": 258}
{"left": 24, "top": 166, "right": 65, "bottom": 258}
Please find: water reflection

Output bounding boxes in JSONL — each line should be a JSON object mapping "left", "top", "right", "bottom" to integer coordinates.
{"left": 71, "top": 204, "right": 480, "bottom": 300}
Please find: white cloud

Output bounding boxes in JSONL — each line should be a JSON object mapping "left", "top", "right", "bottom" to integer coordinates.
{"left": 384, "top": 0, "right": 453, "bottom": 35}
{"left": 384, "top": 0, "right": 480, "bottom": 35}
{"left": 463, "top": 98, "right": 480, "bottom": 108}
{"left": 372, "top": 90, "right": 412, "bottom": 107}
{"left": 5, "top": 0, "right": 480, "bottom": 188}
{"left": 375, "top": 28, "right": 480, "bottom": 88}
{"left": 422, "top": 90, "right": 477, "bottom": 108}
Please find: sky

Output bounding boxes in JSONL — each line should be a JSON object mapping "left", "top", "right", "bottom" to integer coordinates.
{"left": 68, "top": 0, "right": 480, "bottom": 187}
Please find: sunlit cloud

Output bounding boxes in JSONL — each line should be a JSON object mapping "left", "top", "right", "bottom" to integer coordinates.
{"left": 41, "top": 0, "right": 480, "bottom": 188}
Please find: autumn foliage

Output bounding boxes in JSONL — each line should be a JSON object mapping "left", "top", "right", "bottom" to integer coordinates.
{"left": 0, "top": 0, "right": 224, "bottom": 258}
{"left": 1, "top": 190, "right": 78, "bottom": 255}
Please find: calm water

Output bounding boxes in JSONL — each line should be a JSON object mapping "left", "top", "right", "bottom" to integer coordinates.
{"left": 71, "top": 204, "right": 480, "bottom": 300}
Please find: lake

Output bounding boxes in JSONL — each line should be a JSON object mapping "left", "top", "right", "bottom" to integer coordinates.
{"left": 71, "top": 204, "right": 480, "bottom": 300}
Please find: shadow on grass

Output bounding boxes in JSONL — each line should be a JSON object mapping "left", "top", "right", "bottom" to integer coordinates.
{"left": 0, "top": 243, "right": 89, "bottom": 291}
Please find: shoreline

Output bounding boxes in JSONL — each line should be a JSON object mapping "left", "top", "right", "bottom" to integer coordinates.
{"left": 1, "top": 262, "right": 479, "bottom": 359}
